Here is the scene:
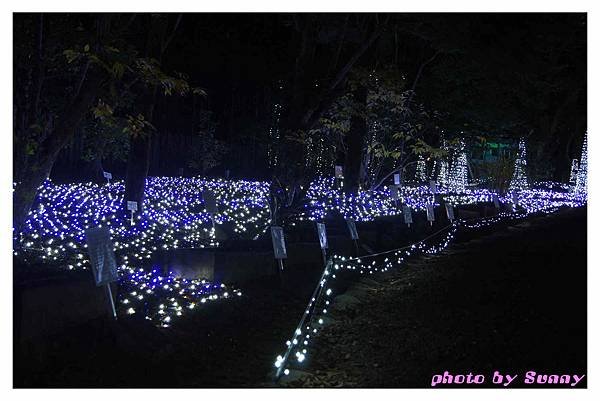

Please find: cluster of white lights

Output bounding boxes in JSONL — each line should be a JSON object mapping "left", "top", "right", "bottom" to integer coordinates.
{"left": 268, "top": 102, "right": 283, "bottom": 168}
{"left": 15, "top": 176, "right": 271, "bottom": 266}
{"left": 118, "top": 266, "right": 242, "bottom": 327}
{"left": 416, "top": 155, "right": 427, "bottom": 182}
{"left": 274, "top": 222, "right": 459, "bottom": 379}
{"left": 302, "top": 176, "right": 582, "bottom": 223}
{"left": 446, "top": 138, "right": 468, "bottom": 193}
{"left": 13, "top": 176, "right": 267, "bottom": 327}
{"left": 574, "top": 133, "right": 587, "bottom": 196}
{"left": 508, "top": 138, "right": 529, "bottom": 192}
{"left": 569, "top": 159, "right": 579, "bottom": 185}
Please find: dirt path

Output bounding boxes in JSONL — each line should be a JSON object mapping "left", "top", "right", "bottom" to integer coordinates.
{"left": 281, "top": 207, "right": 587, "bottom": 388}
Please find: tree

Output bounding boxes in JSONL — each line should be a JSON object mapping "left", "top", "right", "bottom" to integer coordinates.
{"left": 574, "top": 132, "right": 587, "bottom": 196}
{"left": 13, "top": 14, "right": 120, "bottom": 233}
{"left": 314, "top": 66, "right": 445, "bottom": 192}
{"left": 123, "top": 14, "right": 186, "bottom": 212}
{"left": 413, "top": 14, "right": 586, "bottom": 181}
{"left": 508, "top": 138, "right": 530, "bottom": 192}
{"left": 13, "top": 13, "right": 203, "bottom": 233}
{"left": 268, "top": 14, "right": 387, "bottom": 222}
{"left": 186, "top": 111, "right": 228, "bottom": 175}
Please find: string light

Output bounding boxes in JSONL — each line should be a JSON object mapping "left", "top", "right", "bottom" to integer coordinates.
{"left": 416, "top": 155, "right": 427, "bottom": 182}
{"left": 569, "top": 159, "right": 579, "bottom": 185}
{"left": 13, "top": 174, "right": 585, "bottom": 332}
{"left": 574, "top": 132, "right": 587, "bottom": 197}
{"left": 268, "top": 101, "right": 283, "bottom": 168}
{"left": 272, "top": 179, "right": 586, "bottom": 379}
{"left": 508, "top": 138, "right": 529, "bottom": 192}
{"left": 447, "top": 138, "right": 468, "bottom": 193}
{"left": 437, "top": 139, "right": 449, "bottom": 188}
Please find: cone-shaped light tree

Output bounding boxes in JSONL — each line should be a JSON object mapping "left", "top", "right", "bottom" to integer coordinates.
{"left": 437, "top": 139, "right": 449, "bottom": 188}
{"left": 569, "top": 159, "right": 579, "bottom": 185}
{"left": 447, "top": 138, "right": 468, "bottom": 193}
{"left": 416, "top": 155, "right": 427, "bottom": 182}
{"left": 508, "top": 138, "right": 529, "bottom": 192}
{"left": 575, "top": 133, "right": 587, "bottom": 196}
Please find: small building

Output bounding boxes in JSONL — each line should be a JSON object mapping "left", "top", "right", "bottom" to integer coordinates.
{"left": 469, "top": 138, "right": 518, "bottom": 165}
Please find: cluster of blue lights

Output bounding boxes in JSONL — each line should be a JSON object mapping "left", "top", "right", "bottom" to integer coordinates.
{"left": 13, "top": 175, "right": 587, "bottom": 329}
{"left": 118, "top": 267, "right": 242, "bottom": 328}
{"left": 15, "top": 176, "right": 272, "bottom": 266}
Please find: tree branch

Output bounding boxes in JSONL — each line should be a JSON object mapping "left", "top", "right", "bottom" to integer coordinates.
{"left": 329, "top": 19, "right": 386, "bottom": 92}
{"left": 410, "top": 49, "right": 440, "bottom": 94}
{"left": 162, "top": 14, "right": 183, "bottom": 54}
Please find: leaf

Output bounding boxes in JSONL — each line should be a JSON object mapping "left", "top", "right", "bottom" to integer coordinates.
{"left": 112, "top": 62, "right": 125, "bottom": 79}
{"left": 63, "top": 49, "right": 81, "bottom": 64}
{"left": 193, "top": 87, "right": 207, "bottom": 97}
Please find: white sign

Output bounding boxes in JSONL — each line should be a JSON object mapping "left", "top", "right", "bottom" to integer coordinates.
{"left": 202, "top": 190, "right": 218, "bottom": 214}
{"left": 335, "top": 165, "right": 344, "bottom": 179}
{"left": 317, "top": 223, "right": 328, "bottom": 250}
{"left": 270, "top": 226, "right": 287, "bottom": 259}
{"left": 492, "top": 194, "right": 500, "bottom": 208}
{"left": 429, "top": 180, "right": 437, "bottom": 194}
{"left": 346, "top": 218, "right": 359, "bottom": 240}
{"left": 127, "top": 201, "right": 138, "bottom": 212}
{"left": 426, "top": 204, "right": 435, "bottom": 222}
{"left": 85, "top": 227, "right": 118, "bottom": 287}
{"left": 402, "top": 205, "right": 413, "bottom": 225}
{"left": 393, "top": 173, "right": 401, "bottom": 185}
{"left": 445, "top": 203, "right": 455, "bottom": 221}
{"left": 103, "top": 171, "right": 112, "bottom": 180}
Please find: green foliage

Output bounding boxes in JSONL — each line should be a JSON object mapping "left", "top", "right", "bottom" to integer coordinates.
{"left": 123, "top": 114, "right": 155, "bottom": 139}
{"left": 134, "top": 58, "right": 206, "bottom": 97}
{"left": 474, "top": 154, "right": 515, "bottom": 192}
{"left": 186, "top": 111, "right": 228, "bottom": 174}
{"left": 360, "top": 67, "right": 442, "bottom": 187}
{"left": 411, "top": 138, "right": 447, "bottom": 160}
{"left": 305, "top": 65, "right": 444, "bottom": 187}
{"left": 80, "top": 117, "right": 130, "bottom": 163}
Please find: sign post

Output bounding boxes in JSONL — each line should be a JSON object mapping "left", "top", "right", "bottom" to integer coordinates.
{"left": 270, "top": 226, "right": 287, "bottom": 285}
{"left": 127, "top": 201, "right": 138, "bottom": 225}
{"left": 202, "top": 190, "right": 219, "bottom": 236}
{"left": 492, "top": 193, "right": 500, "bottom": 209}
{"left": 429, "top": 180, "right": 437, "bottom": 195}
{"left": 511, "top": 192, "right": 519, "bottom": 212}
{"left": 103, "top": 171, "right": 112, "bottom": 185}
{"left": 316, "top": 222, "right": 328, "bottom": 265}
{"left": 345, "top": 218, "right": 359, "bottom": 255}
{"left": 402, "top": 204, "right": 413, "bottom": 227}
{"left": 335, "top": 165, "right": 344, "bottom": 189}
{"left": 426, "top": 204, "right": 435, "bottom": 226}
{"left": 445, "top": 203, "right": 455, "bottom": 222}
{"left": 85, "top": 227, "right": 119, "bottom": 320}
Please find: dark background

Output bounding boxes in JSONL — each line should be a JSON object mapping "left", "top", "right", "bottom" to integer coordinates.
{"left": 22, "top": 13, "right": 584, "bottom": 182}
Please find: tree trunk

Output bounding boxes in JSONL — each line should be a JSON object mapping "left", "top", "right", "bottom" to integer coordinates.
{"left": 123, "top": 84, "right": 157, "bottom": 211}
{"left": 343, "top": 84, "right": 368, "bottom": 193}
{"left": 87, "top": 156, "right": 104, "bottom": 183}
{"left": 123, "top": 131, "right": 153, "bottom": 210}
{"left": 123, "top": 14, "right": 181, "bottom": 212}
{"left": 13, "top": 72, "right": 103, "bottom": 233}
